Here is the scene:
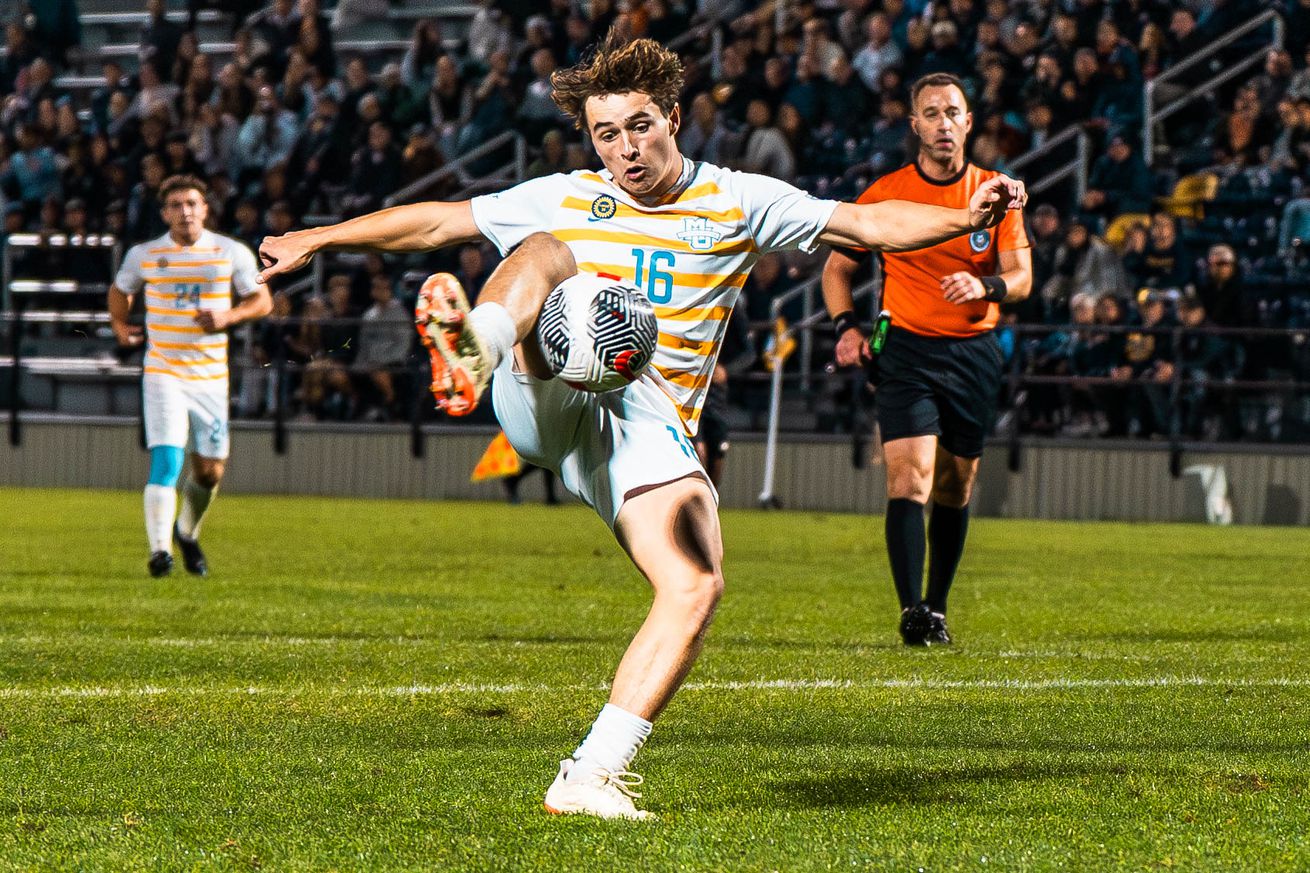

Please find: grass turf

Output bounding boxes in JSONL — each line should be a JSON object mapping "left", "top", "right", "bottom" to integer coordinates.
{"left": 0, "top": 487, "right": 1307, "bottom": 871}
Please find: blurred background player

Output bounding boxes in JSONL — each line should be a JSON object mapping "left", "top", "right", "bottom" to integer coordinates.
{"left": 258, "top": 33, "right": 1024, "bottom": 820}
{"left": 109, "top": 174, "right": 269, "bottom": 578}
{"left": 822, "top": 73, "right": 1032, "bottom": 647}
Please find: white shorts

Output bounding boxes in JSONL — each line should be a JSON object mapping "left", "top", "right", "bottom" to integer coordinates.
{"left": 491, "top": 358, "right": 715, "bottom": 528}
{"left": 143, "top": 373, "right": 230, "bottom": 459}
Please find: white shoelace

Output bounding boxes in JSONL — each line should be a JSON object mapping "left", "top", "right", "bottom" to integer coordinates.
{"left": 597, "top": 769, "right": 644, "bottom": 800}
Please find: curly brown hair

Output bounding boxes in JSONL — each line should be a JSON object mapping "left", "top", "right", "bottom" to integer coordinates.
{"left": 158, "top": 174, "right": 209, "bottom": 204}
{"left": 550, "top": 30, "right": 684, "bottom": 130}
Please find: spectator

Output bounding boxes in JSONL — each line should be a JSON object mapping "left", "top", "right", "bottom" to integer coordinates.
{"left": 233, "top": 86, "right": 299, "bottom": 187}
{"left": 1124, "top": 210, "right": 1195, "bottom": 292}
{"left": 400, "top": 125, "right": 441, "bottom": 185}
{"left": 140, "top": 0, "right": 185, "bottom": 77}
{"left": 525, "top": 128, "right": 568, "bottom": 179}
{"left": 735, "top": 99, "right": 795, "bottom": 181}
{"left": 821, "top": 56, "right": 873, "bottom": 136}
{"left": 1, "top": 24, "right": 39, "bottom": 96}
{"left": 1082, "top": 131, "right": 1153, "bottom": 220}
{"left": 1118, "top": 290, "right": 1176, "bottom": 438}
{"left": 127, "top": 60, "right": 181, "bottom": 125}
{"left": 801, "top": 17, "right": 845, "bottom": 75}
{"left": 1175, "top": 295, "right": 1239, "bottom": 439}
{"left": 781, "top": 54, "right": 824, "bottom": 127}
{"left": 920, "top": 21, "right": 971, "bottom": 79}
{"left": 868, "top": 93, "right": 912, "bottom": 171}
{"left": 1210, "top": 83, "right": 1275, "bottom": 168}
{"left": 340, "top": 121, "right": 402, "bottom": 216}
{"left": 679, "top": 92, "right": 732, "bottom": 165}
{"left": 2, "top": 125, "right": 61, "bottom": 221}
{"left": 295, "top": 0, "right": 337, "bottom": 78}
{"left": 1194, "top": 244, "right": 1247, "bottom": 329}
{"left": 233, "top": 197, "right": 263, "bottom": 251}
{"left": 188, "top": 101, "right": 239, "bottom": 177}
{"left": 455, "top": 244, "right": 490, "bottom": 300}
{"left": 126, "top": 152, "right": 168, "bottom": 242}
{"left": 467, "top": 0, "right": 514, "bottom": 69}
{"left": 355, "top": 274, "right": 413, "bottom": 420}
{"left": 1042, "top": 216, "right": 1129, "bottom": 318}
{"left": 401, "top": 19, "right": 446, "bottom": 91}
{"left": 1059, "top": 48, "right": 1101, "bottom": 124}
{"left": 517, "top": 48, "right": 569, "bottom": 144}
{"left": 1024, "top": 203, "right": 1062, "bottom": 322}
{"left": 247, "top": 0, "right": 299, "bottom": 76}
{"left": 215, "top": 61, "right": 255, "bottom": 121}
{"left": 456, "top": 48, "right": 515, "bottom": 158}
{"left": 163, "top": 130, "right": 203, "bottom": 177}
{"left": 428, "top": 55, "right": 470, "bottom": 158}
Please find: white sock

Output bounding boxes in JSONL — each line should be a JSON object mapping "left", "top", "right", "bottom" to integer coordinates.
{"left": 143, "top": 484, "right": 176, "bottom": 553}
{"left": 571, "top": 703, "right": 653, "bottom": 775}
{"left": 176, "top": 476, "right": 217, "bottom": 540}
{"left": 467, "top": 302, "right": 516, "bottom": 371}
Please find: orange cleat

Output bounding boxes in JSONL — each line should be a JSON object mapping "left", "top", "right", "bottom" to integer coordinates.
{"left": 414, "top": 273, "right": 491, "bottom": 416}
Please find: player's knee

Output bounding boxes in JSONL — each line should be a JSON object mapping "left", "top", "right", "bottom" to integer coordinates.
{"left": 661, "top": 569, "right": 724, "bottom": 632}
{"left": 517, "top": 232, "right": 577, "bottom": 285}
{"left": 887, "top": 467, "right": 932, "bottom": 501}
{"left": 193, "top": 458, "right": 224, "bottom": 488}
{"left": 147, "top": 446, "right": 185, "bottom": 487}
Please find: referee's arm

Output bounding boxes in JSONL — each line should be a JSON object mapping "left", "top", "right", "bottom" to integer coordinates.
{"left": 940, "top": 247, "right": 1033, "bottom": 305}
{"left": 822, "top": 246, "right": 871, "bottom": 367}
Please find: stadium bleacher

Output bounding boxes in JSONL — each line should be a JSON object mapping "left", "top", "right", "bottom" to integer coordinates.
{"left": 2, "top": 0, "right": 1308, "bottom": 441}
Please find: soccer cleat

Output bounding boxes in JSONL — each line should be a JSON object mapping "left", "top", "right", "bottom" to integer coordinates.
{"left": 899, "top": 602, "right": 934, "bottom": 646}
{"left": 173, "top": 524, "right": 209, "bottom": 577}
{"left": 148, "top": 550, "right": 174, "bottom": 578}
{"left": 414, "top": 273, "right": 492, "bottom": 416}
{"left": 924, "top": 610, "right": 953, "bottom": 646}
{"left": 543, "top": 758, "right": 655, "bottom": 821}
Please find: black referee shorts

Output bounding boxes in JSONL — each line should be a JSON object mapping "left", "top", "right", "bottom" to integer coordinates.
{"left": 869, "top": 325, "right": 1006, "bottom": 459}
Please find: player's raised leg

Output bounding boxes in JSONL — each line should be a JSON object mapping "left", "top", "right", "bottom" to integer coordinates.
{"left": 544, "top": 476, "right": 723, "bottom": 820}
{"left": 416, "top": 233, "right": 575, "bottom": 414}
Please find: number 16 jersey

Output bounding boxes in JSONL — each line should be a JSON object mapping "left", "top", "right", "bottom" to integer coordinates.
{"left": 471, "top": 159, "right": 838, "bottom": 435}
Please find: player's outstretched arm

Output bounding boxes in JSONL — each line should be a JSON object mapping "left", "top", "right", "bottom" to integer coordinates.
{"left": 819, "top": 175, "right": 1026, "bottom": 253}
{"left": 256, "top": 201, "right": 483, "bottom": 284}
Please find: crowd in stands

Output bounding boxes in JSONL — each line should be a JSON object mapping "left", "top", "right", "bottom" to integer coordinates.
{"left": 2, "top": 0, "right": 1309, "bottom": 438}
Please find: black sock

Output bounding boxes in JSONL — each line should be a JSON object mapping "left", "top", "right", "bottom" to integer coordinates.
{"left": 926, "top": 502, "right": 970, "bottom": 614}
{"left": 885, "top": 498, "right": 926, "bottom": 611}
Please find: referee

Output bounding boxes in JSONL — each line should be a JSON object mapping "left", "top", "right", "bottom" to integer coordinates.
{"left": 822, "top": 73, "right": 1032, "bottom": 645}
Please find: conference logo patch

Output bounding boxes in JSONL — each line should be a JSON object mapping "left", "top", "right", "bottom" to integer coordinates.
{"left": 590, "top": 195, "right": 618, "bottom": 221}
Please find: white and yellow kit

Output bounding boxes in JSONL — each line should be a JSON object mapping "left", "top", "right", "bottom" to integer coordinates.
{"left": 472, "top": 159, "right": 838, "bottom": 524}
{"left": 114, "top": 230, "right": 261, "bottom": 459}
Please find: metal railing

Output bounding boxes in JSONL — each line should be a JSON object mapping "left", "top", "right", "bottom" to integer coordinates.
{"left": 756, "top": 318, "right": 1310, "bottom": 507}
{"left": 383, "top": 130, "right": 526, "bottom": 208}
{"left": 1144, "top": 9, "right": 1284, "bottom": 165}
{"left": 758, "top": 276, "right": 879, "bottom": 507}
{"left": 1008, "top": 126, "right": 1091, "bottom": 203}
{"left": 3, "top": 234, "right": 122, "bottom": 313}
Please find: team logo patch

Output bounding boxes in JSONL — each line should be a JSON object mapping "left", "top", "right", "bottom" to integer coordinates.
{"left": 590, "top": 195, "right": 617, "bottom": 220}
{"left": 157, "top": 257, "right": 169, "bottom": 269}
{"left": 969, "top": 230, "right": 991, "bottom": 253}
{"left": 676, "top": 217, "right": 724, "bottom": 251}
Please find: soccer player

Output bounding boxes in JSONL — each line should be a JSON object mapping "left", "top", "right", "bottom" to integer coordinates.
{"left": 258, "top": 35, "right": 1025, "bottom": 820}
{"left": 822, "top": 72, "right": 1033, "bottom": 646}
{"left": 109, "top": 175, "right": 269, "bottom": 578}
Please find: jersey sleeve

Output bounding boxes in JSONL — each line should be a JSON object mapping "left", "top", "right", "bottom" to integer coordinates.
{"left": 996, "top": 205, "right": 1030, "bottom": 252}
{"left": 113, "top": 244, "right": 146, "bottom": 294}
{"left": 724, "top": 171, "right": 840, "bottom": 254}
{"left": 230, "top": 241, "right": 261, "bottom": 297}
{"left": 469, "top": 174, "right": 570, "bottom": 255}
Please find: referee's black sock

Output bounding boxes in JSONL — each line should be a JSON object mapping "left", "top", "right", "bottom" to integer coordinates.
{"left": 926, "top": 502, "right": 970, "bottom": 614}
{"left": 884, "top": 498, "right": 926, "bottom": 611}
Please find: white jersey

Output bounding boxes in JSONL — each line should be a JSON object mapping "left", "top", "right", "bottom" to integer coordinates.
{"left": 114, "top": 229, "right": 260, "bottom": 387}
{"left": 471, "top": 159, "right": 838, "bottom": 434}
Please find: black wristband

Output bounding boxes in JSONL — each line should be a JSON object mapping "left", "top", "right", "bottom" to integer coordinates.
{"left": 980, "top": 275, "right": 1008, "bottom": 303}
{"left": 833, "top": 310, "right": 861, "bottom": 337}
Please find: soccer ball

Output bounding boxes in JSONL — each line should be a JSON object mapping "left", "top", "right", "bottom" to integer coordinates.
{"left": 536, "top": 273, "right": 659, "bottom": 392}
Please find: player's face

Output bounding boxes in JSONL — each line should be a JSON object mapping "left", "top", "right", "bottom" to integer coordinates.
{"left": 161, "top": 189, "right": 209, "bottom": 242}
{"left": 586, "top": 91, "right": 683, "bottom": 199}
{"left": 911, "top": 84, "right": 972, "bottom": 165}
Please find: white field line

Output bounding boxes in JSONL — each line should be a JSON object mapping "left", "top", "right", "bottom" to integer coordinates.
{"left": 0, "top": 676, "right": 1308, "bottom": 701}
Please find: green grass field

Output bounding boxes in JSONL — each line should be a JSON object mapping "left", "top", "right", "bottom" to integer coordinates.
{"left": 0, "top": 487, "right": 1308, "bottom": 871}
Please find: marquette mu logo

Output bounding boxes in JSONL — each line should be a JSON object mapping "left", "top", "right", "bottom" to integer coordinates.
{"left": 676, "top": 217, "right": 723, "bottom": 251}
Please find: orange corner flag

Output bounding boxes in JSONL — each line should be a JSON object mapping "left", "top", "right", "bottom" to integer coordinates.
{"left": 471, "top": 432, "right": 523, "bottom": 482}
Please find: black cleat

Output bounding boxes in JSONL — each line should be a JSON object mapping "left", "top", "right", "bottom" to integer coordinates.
{"left": 173, "top": 525, "right": 209, "bottom": 577}
{"left": 899, "top": 602, "right": 934, "bottom": 646}
{"left": 148, "top": 550, "right": 174, "bottom": 578}
{"left": 924, "top": 610, "right": 953, "bottom": 646}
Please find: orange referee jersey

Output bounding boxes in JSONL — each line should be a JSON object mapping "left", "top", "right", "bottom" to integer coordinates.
{"left": 855, "top": 162, "right": 1029, "bottom": 338}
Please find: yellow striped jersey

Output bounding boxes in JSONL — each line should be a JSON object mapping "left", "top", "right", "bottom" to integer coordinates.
{"left": 114, "top": 230, "right": 260, "bottom": 385}
{"left": 471, "top": 159, "right": 838, "bottom": 434}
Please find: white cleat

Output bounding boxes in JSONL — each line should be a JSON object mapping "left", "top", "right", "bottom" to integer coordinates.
{"left": 543, "top": 758, "right": 656, "bottom": 821}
